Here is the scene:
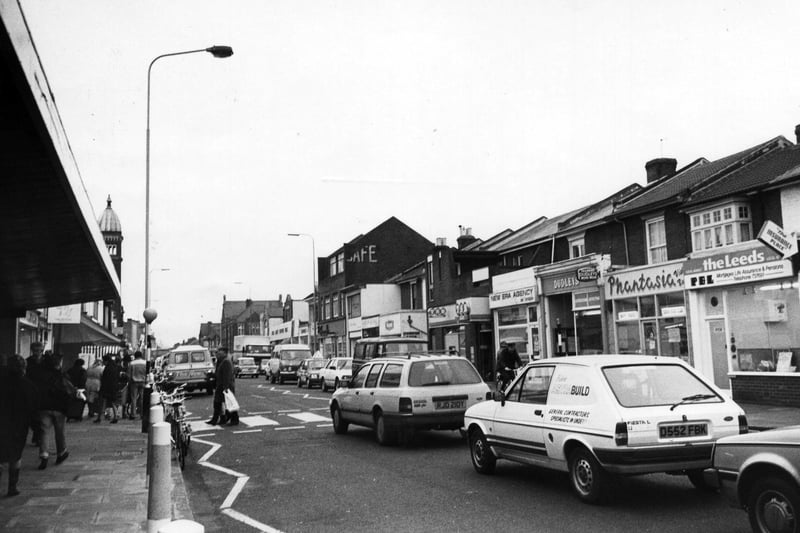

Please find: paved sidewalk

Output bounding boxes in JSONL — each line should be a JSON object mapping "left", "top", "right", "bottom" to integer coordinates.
{"left": 0, "top": 414, "right": 192, "bottom": 533}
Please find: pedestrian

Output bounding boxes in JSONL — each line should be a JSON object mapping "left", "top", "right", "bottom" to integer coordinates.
{"left": 206, "top": 346, "right": 238, "bottom": 426}
{"left": 95, "top": 354, "right": 120, "bottom": 424}
{"left": 127, "top": 351, "right": 147, "bottom": 419}
{"left": 32, "top": 353, "right": 74, "bottom": 470}
{"left": 0, "top": 355, "right": 38, "bottom": 496}
{"left": 85, "top": 357, "right": 104, "bottom": 418}
{"left": 25, "top": 341, "right": 45, "bottom": 447}
{"left": 66, "top": 358, "right": 87, "bottom": 389}
{"left": 496, "top": 341, "right": 523, "bottom": 391}
{"left": 119, "top": 352, "right": 131, "bottom": 418}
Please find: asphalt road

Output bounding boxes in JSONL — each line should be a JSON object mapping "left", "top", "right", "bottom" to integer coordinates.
{"left": 179, "top": 377, "right": 751, "bottom": 533}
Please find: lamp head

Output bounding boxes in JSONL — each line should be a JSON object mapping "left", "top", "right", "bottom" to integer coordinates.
{"left": 206, "top": 45, "right": 234, "bottom": 58}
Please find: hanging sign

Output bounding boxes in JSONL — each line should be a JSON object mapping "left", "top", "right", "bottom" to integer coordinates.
{"left": 757, "top": 220, "right": 798, "bottom": 258}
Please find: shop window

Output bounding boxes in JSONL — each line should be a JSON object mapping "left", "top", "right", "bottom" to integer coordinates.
{"left": 612, "top": 293, "right": 688, "bottom": 361}
{"left": 646, "top": 217, "right": 667, "bottom": 264}
{"left": 690, "top": 202, "right": 752, "bottom": 252}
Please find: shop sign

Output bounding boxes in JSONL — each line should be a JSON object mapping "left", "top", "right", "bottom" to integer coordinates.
{"left": 347, "top": 317, "right": 362, "bottom": 332}
{"left": 49, "top": 304, "right": 81, "bottom": 324}
{"left": 362, "top": 316, "right": 380, "bottom": 329}
{"left": 576, "top": 266, "right": 598, "bottom": 282}
{"left": 617, "top": 310, "right": 640, "bottom": 321}
{"left": 604, "top": 263, "right": 684, "bottom": 299}
{"left": 661, "top": 306, "right": 686, "bottom": 317}
{"left": 427, "top": 304, "right": 456, "bottom": 325}
{"left": 455, "top": 300, "right": 471, "bottom": 321}
{"left": 757, "top": 220, "right": 798, "bottom": 258}
{"left": 20, "top": 310, "right": 40, "bottom": 328}
{"left": 684, "top": 243, "right": 791, "bottom": 289}
{"left": 541, "top": 271, "right": 596, "bottom": 296}
{"left": 489, "top": 286, "right": 537, "bottom": 309}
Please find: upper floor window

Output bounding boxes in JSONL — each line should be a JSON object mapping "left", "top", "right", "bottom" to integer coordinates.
{"left": 323, "top": 297, "right": 331, "bottom": 320}
{"left": 568, "top": 236, "right": 585, "bottom": 259}
{"left": 347, "top": 293, "right": 361, "bottom": 318}
{"left": 329, "top": 252, "right": 345, "bottom": 276}
{"left": 645, "top": 217, "right": 667, "bottom": 264}
{"left": 332, "top": 294, "right": 340, "bottom": 318}
{"left": 427, "top": 257, "right": 434, "bottom": 301}
{"left": 690, "top": 202, "right": 752, "bottom": 252}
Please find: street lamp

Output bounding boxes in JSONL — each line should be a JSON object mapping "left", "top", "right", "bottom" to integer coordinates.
{"left": 288, "top": 233, "right": 317, "bottom": 352}
{"left": 144, "top": 45, "right": 233, "bottom": 364}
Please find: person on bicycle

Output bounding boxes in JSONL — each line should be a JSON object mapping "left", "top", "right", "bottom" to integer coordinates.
{"left": 496, "top": 341, "right": 522, "bottom": 390}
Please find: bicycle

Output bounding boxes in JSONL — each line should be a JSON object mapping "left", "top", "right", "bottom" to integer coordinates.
{"left": 155, "top": 380, "right": 191, "bottom": 470}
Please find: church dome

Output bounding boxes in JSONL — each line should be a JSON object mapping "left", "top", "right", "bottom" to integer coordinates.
{"left": 98, "top": 195, "right": 122, "bottom": 233}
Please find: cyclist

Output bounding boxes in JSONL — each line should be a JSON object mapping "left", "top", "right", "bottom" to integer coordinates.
{"left": 496, "top": 341, "right": 522, "bottom": 391}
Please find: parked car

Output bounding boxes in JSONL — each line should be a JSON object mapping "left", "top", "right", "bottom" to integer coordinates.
{"left": 351, "top": 336, "right": 429, "bottom": 374}
{"left": 297, "top": 358, "right": 326, "bottom": 389}
{"left": 268, "top": 344, "right": 311, "bottom": 384}
{"left": 464, "top": 354, "right": 748, "bottom": 504}
{"left": 330, "top": 354, "right": 492, "bottom": 446}
{"left": 703, "top": 425, "right": 800, "bottom": 533}
{"left": 160, "top": 345, "right": 215, "bottom": 395}
{"left": 235, "top": 356, "right": 259, "bottom": 378}
{"left": 321, "top": 357, "right": 352, "bottom": 391}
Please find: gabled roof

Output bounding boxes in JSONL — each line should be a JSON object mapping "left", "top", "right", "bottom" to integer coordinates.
{"left": 685, "top": 143, "right": 800, "bottom": 206}
{"left": 614, "top": 136, "right": 789, "bottom": 217}
{"left": 483, "top": 211, "right": 581, "bottom": 252}
{"left": 221, "top": 299, "right": 282, "bottom": 322}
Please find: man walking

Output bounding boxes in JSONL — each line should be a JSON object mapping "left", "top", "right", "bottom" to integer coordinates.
{"left": 127, "top": 351, "right": 147, "bottom": 419}
{"left": 206, "top": 347, "right": 238, "bottom": 426}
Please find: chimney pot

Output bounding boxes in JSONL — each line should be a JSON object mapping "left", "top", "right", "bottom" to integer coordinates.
{"left": 645, "top": 158, "right": 678, "bottom": 184}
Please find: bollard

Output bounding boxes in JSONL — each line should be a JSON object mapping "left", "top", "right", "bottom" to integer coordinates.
{"left": 141, "top": 385, "right": 153, "bottom": 433}
{"left": 158, "top": 519, "right": 205, "bottom": 533}
{"left": 147, "top": 422, "right": 172, "bottom": 533}
{"left": 146, "top": 403, "right": 164, "bottom": 485}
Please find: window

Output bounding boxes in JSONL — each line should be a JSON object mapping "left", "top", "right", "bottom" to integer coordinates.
{"left": 332, "top": 294, "right": 340, "bottom": 318}
{"left": 569, "top": 236, "right": 585, "bottom": 259}
{"left": 505, "top": 366, "right": 554, "bottom": 404}
{"left": 329, "top": 252, "right": 345, "bottom": 276}
{"left": 347, "top": 294, "right": 361, "bottom": 318}
{"left": 690, "top": 202, "right": 752, "bottom": 252}
{"left": 427, "top": 257, "right": 434, "bottom": 301}
{"left": 645, "top": 217, "right": 667, "bottom": 264}
{"left": 329, "top": 257, "right": 336, "bottom": 277}
{"left": 323, "top": 297, "right": 331, "bottom": 320}
{"left": 365, "top": 364, "right": 384, "bottom": 388}
{"left": 379, "top": 364, "right": 403, "bottom": 388}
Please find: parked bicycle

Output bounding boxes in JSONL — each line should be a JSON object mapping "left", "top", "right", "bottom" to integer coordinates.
{"left": 154, "top": 380, "right": 191, "bottom": 470}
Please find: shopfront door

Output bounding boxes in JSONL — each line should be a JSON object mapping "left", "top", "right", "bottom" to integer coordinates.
{"left": 708, "top": 319, "right": 729, "bottom": 389}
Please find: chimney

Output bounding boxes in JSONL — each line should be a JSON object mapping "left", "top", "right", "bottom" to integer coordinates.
{"left": 645, "top": 158, "right": 677, "bottom": 184}
{"left": 435, "top": 237, "right": 447, "bottom": 247}
{"left": 795, "top": 124, "right": 800, "bottom": 144}
{"left": 457, "top": 225, "right": 477, "bottom": 249}
{"left": 245, "top": 298, "right": 252, "bottom": 308}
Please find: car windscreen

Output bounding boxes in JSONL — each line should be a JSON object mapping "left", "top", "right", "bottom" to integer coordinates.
{"left": 281, "top": 351, "right": 309, "bottom": 361}
{"left": 603, "top": 364, "right": 721, "bottom": 408}
{"left": 408, "top": 359, "right": 482, "bottom": 387}
{"left": 308, "top": 360, "right": 326, "bottom": 370}
{"left": 338, "top": 359, "right": 352, "bottom": 370}
{"left": 385, "top": 342, "right": 428, "bottom": 354}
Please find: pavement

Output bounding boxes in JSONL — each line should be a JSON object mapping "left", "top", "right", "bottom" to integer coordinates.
{"left": 0, "top": 402, "right": 796, "bottom": 532}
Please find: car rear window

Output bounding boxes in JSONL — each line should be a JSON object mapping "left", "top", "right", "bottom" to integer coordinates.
{"left": 174, "top": 353, "right": 189, "bottom": 364}
{"left": 408, "top": 359, "right": 481, "bottom": 387}
{"left": 239, "top": 357, "right": 254, "bottom": 365}
{"left": 603, "top": 364, "right": 720, "bottom": 408}
{"left": 281, "top": 350, "right": 310, "bottom": 361}
{"left": 308, "top": 360, "right": 326, "bottom": 370}
{"left": 384, "top": 342, "right": 427, "bottom": 355}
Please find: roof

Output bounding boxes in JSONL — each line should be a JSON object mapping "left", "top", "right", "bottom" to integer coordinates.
{"left": 614, "top": 137, "right": 789, "bottom": 217}
{"left": 528, "top": 354, "right": 691, "bottom": 367}
{"left": 98, "top": 196, "right": 122, "bottom": 233}
{"left": 685, "top": 144, "right": 800, "bottom": 206}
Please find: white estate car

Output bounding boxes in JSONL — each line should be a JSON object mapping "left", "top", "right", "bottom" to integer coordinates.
{"left": 330, "top": 354, "right": 492, "bottom": 445}
{"left": 320, "top": 357, "right": 352, "bottom": 391}
{"left": 464, "top": 355, "right": 748, "bottom": 504}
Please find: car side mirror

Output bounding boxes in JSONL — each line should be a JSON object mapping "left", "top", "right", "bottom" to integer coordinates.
{"left": 493, "top": 390, "right": 506, "bottom": 406}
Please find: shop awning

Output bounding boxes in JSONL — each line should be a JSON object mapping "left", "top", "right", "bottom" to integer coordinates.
{"left": 0, "top": 4, "right": 120, "bottom": 318}
{"left": 53, "top": 315, "right": 123, "bottom": 346}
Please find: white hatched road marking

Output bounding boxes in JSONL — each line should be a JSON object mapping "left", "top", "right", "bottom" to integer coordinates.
{"left": 240, "top": 415, "right": 280, "bottom": 427}
{"left": 288, "top": 412, "right": 329, "bottom": 423}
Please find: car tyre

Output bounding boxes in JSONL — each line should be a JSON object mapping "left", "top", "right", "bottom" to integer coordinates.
{"left": 747, "top": 475, "right": 799, "bottom": 533}
{"left": 568, "top": 447, "right": 608, "bottom": 504}
{"left": 332, "top": 405, "right": 348, "bottom": 435}
{"left": 322, "top": 380, "right": 329, "bottom": 392}
{"left": 469, "top": 428, "right": 496, "bottom": 474}
{"left": 374, "top": 411, "right": 396, "bottom": 446}
{"left": 334, "top": 378, "right": 340, "bottom": 390}
{"left": 687, "top": 469, "right": 716, "bottom": 492}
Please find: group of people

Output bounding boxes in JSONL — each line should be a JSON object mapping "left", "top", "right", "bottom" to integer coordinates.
{"left": 0, "top": 343, "right": 149, "bottom": 498}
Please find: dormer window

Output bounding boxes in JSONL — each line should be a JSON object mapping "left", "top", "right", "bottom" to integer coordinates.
{"left": 690, "top": 202, "right": 752, "bottom": 252}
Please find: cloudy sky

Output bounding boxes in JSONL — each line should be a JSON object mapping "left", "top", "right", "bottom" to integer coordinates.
{"left": 20, "top": 0, "right": 800, "bottom": 346}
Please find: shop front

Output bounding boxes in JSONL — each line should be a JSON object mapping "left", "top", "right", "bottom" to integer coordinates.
{"left": 537, "top": 257, "right": 606, "bottom": 357}
{"left": 379, "top": 310, "right": 428, "bottom": 339}
{"left": 603, "top": 260, "right": 689, "bottom": 362}
{"left": 427, "top": 303, "right": 458, "bottom": 355}
{"left": 685, "top": 241, "right": 800, "bottom": 405}
{"left": 490, "top": 268, "right": 538, "bottom": 367}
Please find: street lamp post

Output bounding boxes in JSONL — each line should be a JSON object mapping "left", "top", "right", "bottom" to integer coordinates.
{"left": 144, "top": 45, "right": 233, "bottom": 364}
{"left": 288, "top": 233, "right": 317, "bottom": 352}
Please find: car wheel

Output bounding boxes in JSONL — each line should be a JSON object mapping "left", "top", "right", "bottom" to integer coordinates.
{"left": 568, "top": 447, "right": 608, "bottom": 504}
{"left": 279, "top": 375, "right": 284, "bottom": 384}
{"left": 322, "top": 380, "right": 328, "bottom": 392}
{"left": 296, "top": 377, "right": 302, "bottom": 388}
{"left": 307, "top": 379, "right": 313, "bottom": 389}
{"left": 686, "top": 469, "right": 716, "bottom": 492}
{"left": 747, "top": 476, "right": 799, "bottom": 533}
{"left": 334, "top": 378, "right": 340, "bottom": 389}
{"left": 332, "top": 405, "right": 348, "bottom": 435}
{"left": 469, "top": 428, "right": 496, "bottom": 474}
{"left": 374, "top": 411, "right": 396, "bottom": 446}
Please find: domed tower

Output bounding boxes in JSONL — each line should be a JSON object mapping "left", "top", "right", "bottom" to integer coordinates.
{"left": 98, "top": 195, "right": 124, "bottom": 329}
{"left": 98, "top": 195, "right": 123, "bottom": 280}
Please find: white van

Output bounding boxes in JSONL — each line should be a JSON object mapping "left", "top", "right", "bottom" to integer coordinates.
{"left": 267, "top": 344, "right": 311, "bottom": 384}
{"left": 161, "top": 345, "right": 215, "bottom": 394}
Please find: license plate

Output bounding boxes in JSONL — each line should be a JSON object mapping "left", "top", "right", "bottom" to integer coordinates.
{"left": 435, "top": 399, "right": 466, "bottom": 410}
{"left": 191, "top": 370, "right": 206, "bottom": 377}
{"left": 659, "top": 422, "right": 708, "bottom": 439}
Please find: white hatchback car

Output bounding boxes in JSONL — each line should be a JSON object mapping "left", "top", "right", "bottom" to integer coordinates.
{"left": 464, "top": 355, "right": 748, "bottom": 503}
{"left": 320, "top": 357, "right": 352, "bottom": 391}
{"left": 330, "top": 354, "right": 492, "bottom": 445}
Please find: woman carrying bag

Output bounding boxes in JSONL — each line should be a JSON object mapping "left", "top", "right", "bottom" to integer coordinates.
{"left": 207, "top": 347, "right": 239, "bottom": 426}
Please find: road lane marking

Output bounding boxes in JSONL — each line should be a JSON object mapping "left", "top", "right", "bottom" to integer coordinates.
{"left": 277, "top": 409, "right": 301, "bottom": 413}
{"left": 222, "top": 508, "right": 281, "bottom": 533}
{"left": 251, "top": 394, "right": 266, "bottom": 399}
{"left": 192, "top": 433, "right": 217, "bottom": 438}
{"left": 275, "top": 426, "right": 305, "bottom": 431}
{"left": 221, "top": 476, "right": 249, "bottom": 508}
{"left": 288, "top": 412, "right": 329, "bottom": 423}
{"left": 316, "top": 424, "right": 333, "bottom": 428}
{"left": 240, "top": 415, "right": 280, "bottom": 427}
{"left": 233, "top": 429, "right": 262, "bottom": 434}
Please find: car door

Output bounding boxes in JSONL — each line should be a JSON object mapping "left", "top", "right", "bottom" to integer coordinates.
{"left": 358, "top": 363, "right": 385, "bottom": 420}
{"left": 340, "top": 363, "right": 370, "bottom": 424}
{"left": 492, "top": 365, "right": 555, "bottom": 463}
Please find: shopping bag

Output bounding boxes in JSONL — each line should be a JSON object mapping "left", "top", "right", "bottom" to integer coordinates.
{"left": 222, "top": 389, "right": 240, "bottom": 412}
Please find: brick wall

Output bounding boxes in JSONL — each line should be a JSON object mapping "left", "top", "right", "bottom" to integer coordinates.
{"left": 731, "top": 375, "right": 800, "bottom": 407}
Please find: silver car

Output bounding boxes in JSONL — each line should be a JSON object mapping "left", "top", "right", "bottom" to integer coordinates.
{"left": 704, "top": 425, "right": 800, "bottom": 533}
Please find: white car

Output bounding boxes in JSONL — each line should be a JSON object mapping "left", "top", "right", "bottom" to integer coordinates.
{"left": 320, "top": 357, "right": 352, "bottom": 391}
{"left": 464, "top": 355, "right": 748, "bottom": 503}
{"left": 330, "top": 354, "right": 492, "bottom": 445}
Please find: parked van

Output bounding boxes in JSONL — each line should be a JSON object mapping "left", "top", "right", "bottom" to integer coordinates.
{"left": 267, "top": 344, "right": 311, "bottom": 384}
{"left": 161, "top": 345, "right": 215, "bottom": 394}
{"left": 351, "top": 337, "right": 429, "bottom": 374}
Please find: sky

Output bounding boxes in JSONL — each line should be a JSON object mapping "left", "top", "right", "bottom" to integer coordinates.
{"left": 19, "top": 0, "right": 800, "bottom": 347}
